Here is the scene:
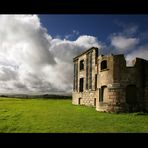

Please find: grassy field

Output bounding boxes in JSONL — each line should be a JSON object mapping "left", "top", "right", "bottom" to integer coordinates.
{"left": 0, "top": 97, "right": 148, "bottom": 133}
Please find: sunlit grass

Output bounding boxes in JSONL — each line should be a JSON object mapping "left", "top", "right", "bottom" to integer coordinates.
{"left": 0, "top": 97, "right": 148, "bottom": 133}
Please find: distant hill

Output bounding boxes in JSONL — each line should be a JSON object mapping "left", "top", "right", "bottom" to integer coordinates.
{"left": 0, "top": 93, "right": 72, "bottom": 99}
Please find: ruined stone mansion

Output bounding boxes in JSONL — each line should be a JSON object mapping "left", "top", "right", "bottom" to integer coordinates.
{"left": 72, "top": 47, "right": 148, "bottom": 112}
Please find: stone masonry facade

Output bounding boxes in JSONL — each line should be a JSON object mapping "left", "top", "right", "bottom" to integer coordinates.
{"left": 72, "top": 47, "right": 148, "bottom": 112}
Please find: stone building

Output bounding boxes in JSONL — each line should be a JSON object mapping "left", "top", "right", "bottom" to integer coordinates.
{"left": 72, "top": 47, "right": 148, "bottom": 112}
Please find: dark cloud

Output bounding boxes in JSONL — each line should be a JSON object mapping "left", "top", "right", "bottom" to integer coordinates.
{"left": 0, "top": 66, "right": 18, "bottom": 81}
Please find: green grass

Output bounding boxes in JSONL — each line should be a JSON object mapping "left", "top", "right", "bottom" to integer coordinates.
{"left": 0, "top": 97, "right": 148, "bottom": 133}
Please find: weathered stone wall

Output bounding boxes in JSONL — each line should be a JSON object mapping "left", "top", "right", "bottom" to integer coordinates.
{"left": 144, "top": 87, "right": 148, "bottom": 111}
{"left": 73, "top": 47, "right": 148, "bottom": 113}
{"left": 96, "top": 55, "right": 125, "bottom": 112}
{"left": 78, "top": 54, "right": 86, "bottom": 92}
{"left": 73, "top": 47, "right": 98, "bottom": 107}
{"left": 72, "top": 90, "right": 98, "bottom": 107}
{"left": 96, "top": 86, "right": 127, "bottom": 112}
{"left": 97, "top": 55, "right": 114, "bottom": 87}
{"left": 143, "top": 59, "right": 148, "bottom": 111}
{"left": 100, "top": 55, "right": 147, "bottom": 112}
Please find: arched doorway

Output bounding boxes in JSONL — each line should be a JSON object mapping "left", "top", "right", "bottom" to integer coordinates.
{"left": 126, "top": 85, "right": 137, "bottom": 104}
{"left": 126, "top": 85, "right": 137, "bottom": 112}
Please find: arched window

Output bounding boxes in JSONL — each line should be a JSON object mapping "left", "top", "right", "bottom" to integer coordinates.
{"left": 101, "top": 60, "right": 107, "bottom": 70}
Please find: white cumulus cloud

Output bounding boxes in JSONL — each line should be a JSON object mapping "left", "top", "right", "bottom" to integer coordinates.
{"left": 111, "top": 36, "right": 139, "bottom": 52}
{"left": 126, "top": 45, "right": 148, "bottom": 66}
{"left": 0, "top": 15, "right": 102, "bottom": 94}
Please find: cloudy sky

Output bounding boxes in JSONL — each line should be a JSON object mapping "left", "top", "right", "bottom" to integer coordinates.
{"left": 0, "top": 14, "right": 148, "bottom": 94}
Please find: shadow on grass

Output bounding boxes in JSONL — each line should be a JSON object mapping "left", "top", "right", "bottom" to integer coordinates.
{"left": 134, "top": 112, "right": 148, "bottom": 116}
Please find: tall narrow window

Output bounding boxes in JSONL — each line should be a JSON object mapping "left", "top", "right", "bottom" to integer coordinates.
{"left": 95, "top": 74, "right": 97, "bottom": 90}
{"left": 79, "top": 78, "right": 84, "bottom": 92}
{"left": 80, "top": 60, "right": 84, "bottom": 70}
{"left": 99, "top": 88, "right": 103, "bottom": 102}
{"left": 94, "top": 98, "right": 96, "bottom": 106}
{"left": 75, "top": 62, "right": 78, "bottom": 91}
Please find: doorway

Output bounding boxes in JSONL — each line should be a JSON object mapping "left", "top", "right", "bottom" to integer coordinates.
{"left": 126, "top": 85, "right": 137, "bottom": 104}
{"left": 78, "top": 98, "right": 81, "bottom": 105}
{"left": 99, "top": 86, "right": 108, "bottom": 102}
{"left": 94, "top": 98, "right": 96, "bottom": 106}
